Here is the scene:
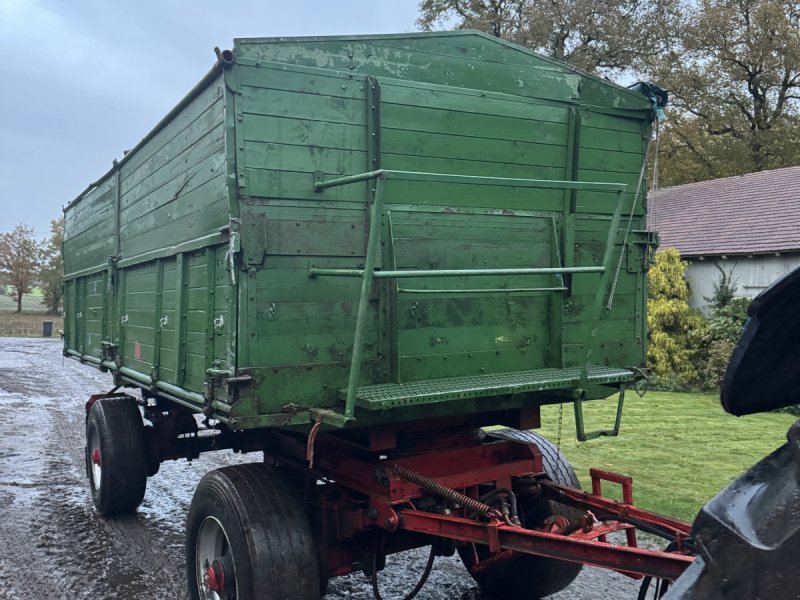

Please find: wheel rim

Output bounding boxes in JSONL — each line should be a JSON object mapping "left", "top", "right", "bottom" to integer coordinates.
{"left": 88, "top": 427, "right": 102, "bottom": 488}
{"left": 196, "top": 516, "right": 237, "bottom": 600}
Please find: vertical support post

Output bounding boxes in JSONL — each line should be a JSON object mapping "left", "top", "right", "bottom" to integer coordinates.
{"left": 152, "top": 259, "right": 164, "bottom": 382}
{"left": 385, "top": 211, "right": 399, "bottom": 382}
{"left": 100, "top": 270, "right": 109, "bottom": 344}
{"left": 547, "top": 218, "right": 565, "bottom": 368}
{"left": 175, "top": 253, "right": 188, "bottom": 386}
{"left": 204, "top": 247, "right": 217, "bottom": 371}
{"left": 116, "top": 269, "right": 128, "bottom": 366}
{"left": 366, "top": 76, "right": 382, "bottom": 171}
{"left": 561, "top": 106, "right": 581, "bottom": 281}
{"left": 113, "top": 160, "right": 122, "bottom": 260}
{"left": 552, "top": 106, "right": 580, "bottom": 368}
{"left": 77, "top": 277, "right": 85, "bottom": 355}
{"left": 345, "top": 176, "right": 385, "bottom": 419}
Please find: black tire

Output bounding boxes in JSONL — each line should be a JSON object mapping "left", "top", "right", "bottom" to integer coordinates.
{"left": 459, "top": 429, "right": 583, "bottom": 599}
{"left": 186, "top": 464, "right": 323, "bottom": 600}
{"left": 85, "top": 396, "right": 148, "bottom": 515}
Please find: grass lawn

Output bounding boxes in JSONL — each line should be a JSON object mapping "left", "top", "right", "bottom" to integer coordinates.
{"left": 0, "top": 290, "right": 63, "bottom": 336}
{"left": 537, "top": 390, "right": 796, "bottom": 522}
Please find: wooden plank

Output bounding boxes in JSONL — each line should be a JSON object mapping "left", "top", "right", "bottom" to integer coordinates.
{"left": 243, "top": 140, "right": 366, "bottom": 174}
{"left": 262, "top": 217, "right": 366, "bottom": 257}
{"left": 63, "top": 232, "right": 114, "bottom": 275}
{"left": 244, "top": 168, "right": 367, "bottom": 202}
{"left": 382, "top": 153, "right": 565, "bottom": 181}
{"left": 580, "top": 148, "right": 642, "bottom": 175}
{"left": 237, "top": 63, "right": 366, "bottom": 99}
{"left": 582, "top": 111, "right": 644, "bottom": 134}
{"left": 398, "top": 296, "right": 550, "bottom": 330}
{"left": 392, "top": 241, "right": 552, "bottom": 269}
{"left": 240, "top": 86, "right": 366, "bottom": 125}
{"left": 255, "top": 300, "right": 359, "bottom": 336}
{"left": 382, "top": 103, "right": 568, "bottom": 145}
{"left": 381, "top": 82, "right": 570, "bottom": 123}
{"left": 581, "top": 128, "right": 644, "bottom": 153}
{"left": 563, "top": 318, "right": 635, "bottom": 343}
{"left": 120, "top": 135, "right": 225, "bottom": 217}
{"left": 235, "top": 39, "right": 583, "bottom": 105}
{"left": 383, "top": 179, "right": 565, "bottom": 210}
{"left": 121, "top": 175, "right": 227, "bottom": 242}
{"left": 241, "top": 113, "right": 367, "bottom": 151}
{"left": 382, "top": 129, "right": 567, "bottom": 169}
{"left": 398, "top": 347, "right": 547, "bottom": 380}
{"left": 121, "top": 193, "right": 228, "bottom": 258}
{"left": 65, "top": 179, "right": 116, "bottom": 239}
{"left": 119, "top": 78, "right": 224, "bottom": 178}
{"left": 255, "top": 270, "right": 363, "bottom": 302}
{"left": 398, "top": 325, "right": 549, "bottom": 355}
{"left": 258, "top": 331, "right": 377, "bottom": 366}
{"left": 120, "top": 98, "right": 224, "bottom": 195}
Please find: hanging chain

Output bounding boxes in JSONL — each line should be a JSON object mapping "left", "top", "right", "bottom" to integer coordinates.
{"left": 556, "top": 402, "right": 564, "bottom": 452}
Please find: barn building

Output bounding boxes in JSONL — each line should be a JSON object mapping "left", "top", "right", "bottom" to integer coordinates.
{"left": 649, "top": 166, "right": 800, "bottom": 313}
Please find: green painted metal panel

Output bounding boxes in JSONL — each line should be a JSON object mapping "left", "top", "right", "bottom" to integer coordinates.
{"left": 64, "top": 31, "right": 656, "bottom": 432}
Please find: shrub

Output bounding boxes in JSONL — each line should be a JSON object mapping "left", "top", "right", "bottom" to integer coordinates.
{"left": 647, "top": 249, "right": 705, "bottom": 385}
{"left": 695, "top": 267, "right": 751, "bottom": 391}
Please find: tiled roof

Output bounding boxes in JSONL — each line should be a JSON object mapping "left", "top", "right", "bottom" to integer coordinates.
{"left": 647, "top": 166, "right": 800, "bottom": 256}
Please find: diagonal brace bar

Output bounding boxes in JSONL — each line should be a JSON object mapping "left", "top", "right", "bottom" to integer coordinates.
{"left": 399, "top": 509, "right": 694, "bottom": 581}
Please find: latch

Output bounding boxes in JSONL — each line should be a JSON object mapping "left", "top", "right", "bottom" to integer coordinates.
{"left": 626, "top": 230, "right": 659, "bottom": 273}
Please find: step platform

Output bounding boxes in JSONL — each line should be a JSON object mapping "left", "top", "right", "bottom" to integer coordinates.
{"left": 346, "top": 366, "right": 634, "bottom": 410}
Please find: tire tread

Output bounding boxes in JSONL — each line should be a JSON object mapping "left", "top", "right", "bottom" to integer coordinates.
{"left": 87, "top": 397, "right": 147, "bottom": 515}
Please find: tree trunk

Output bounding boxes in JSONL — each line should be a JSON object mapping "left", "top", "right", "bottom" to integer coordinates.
{"left": 16, "top": 289, "right": 22, "bottom": 313}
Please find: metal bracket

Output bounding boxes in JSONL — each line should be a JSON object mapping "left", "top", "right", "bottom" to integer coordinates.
{"left": 574, "top": 385, "right": 626, "bottom": 442}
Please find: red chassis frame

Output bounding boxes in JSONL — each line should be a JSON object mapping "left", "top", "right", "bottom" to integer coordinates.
{"left": 262, "top": 429, "right": 696, "bottom": 582}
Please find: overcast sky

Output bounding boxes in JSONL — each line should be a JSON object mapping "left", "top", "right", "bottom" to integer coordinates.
{"left": 0, "top": 0, "right": 421, "bottom": 238}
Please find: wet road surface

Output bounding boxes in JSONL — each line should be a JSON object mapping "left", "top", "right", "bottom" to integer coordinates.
{"left": 0, "top": 338, "right": 643, "bottom": 599}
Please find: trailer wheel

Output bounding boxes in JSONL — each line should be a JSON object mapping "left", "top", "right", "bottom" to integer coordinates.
{"left": 186, "top": 464, "right": 322, "bottom": 600}
{"left": 85, "top": 396, "right": 148, "bottom": 515}
{"left": 459, "top": 429, "right": 583, "bottom": 599}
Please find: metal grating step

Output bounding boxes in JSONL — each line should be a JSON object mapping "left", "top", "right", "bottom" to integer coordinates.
{"left": 348, "top": 366, "right": 634, "bottom": 410}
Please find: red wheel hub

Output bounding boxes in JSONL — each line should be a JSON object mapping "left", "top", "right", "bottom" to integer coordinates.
{"left": 206, "top": 565, "right": 225, "bottom": 594}
{"left": 91, "top": 448, "right": 101, "bottom": 465}
{"left": 206, "top": 558, "right": 228, "bottom": 594}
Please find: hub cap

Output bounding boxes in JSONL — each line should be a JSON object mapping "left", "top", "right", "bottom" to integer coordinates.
{"left": 88, "top": 429, "right": 102, "bottom": 488}
{"left": 196, "top": 516, "right": 237, "bottom": 599}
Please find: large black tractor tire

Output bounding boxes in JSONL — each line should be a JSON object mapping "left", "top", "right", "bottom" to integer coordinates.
{"left": 186, "top": 464, "right": 323, "bottom": 600}
{"left": 85, "top": 396, "right": 148, "bottom": 515}
{"left": 459, "top": 429, "right": 583, "bottom": 599}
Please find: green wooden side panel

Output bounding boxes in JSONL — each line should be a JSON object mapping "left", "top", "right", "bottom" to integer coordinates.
{"left": 63, "top": 177, "right": 116, "bottom": 275}
{"left": 230, "top": 53, "right": 652, "bottom": 418}
{"left": 232, "top": 32, "right": 651, "bottom": 111}
{"left": 118, "top": 78, "right": 228, "bottom": 258}
{"left": 114, "top": 247, "right": 230, "bottom": 396}
{"left": 63, "top": 70, "right": 233, "bottom": 408}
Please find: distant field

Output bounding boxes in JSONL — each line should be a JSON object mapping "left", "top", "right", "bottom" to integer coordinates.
{"left": 0, "top": 290, "right": 62, "bottom": 336}
{"left": 539, "top": 390, "right": 796, "bottom": 522}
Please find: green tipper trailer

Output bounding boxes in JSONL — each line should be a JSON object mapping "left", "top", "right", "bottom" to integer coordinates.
{"left": 64, "top": 32, "right": 689, "bottom": 600}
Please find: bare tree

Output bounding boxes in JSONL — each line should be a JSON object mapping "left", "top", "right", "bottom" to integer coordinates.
{"left": 0, "top": 224, "right": 42, "bottom": 313}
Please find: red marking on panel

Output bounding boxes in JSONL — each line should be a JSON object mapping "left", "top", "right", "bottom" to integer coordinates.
{"left": 134, "top": 341, "right": 141, "bottom": 360}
